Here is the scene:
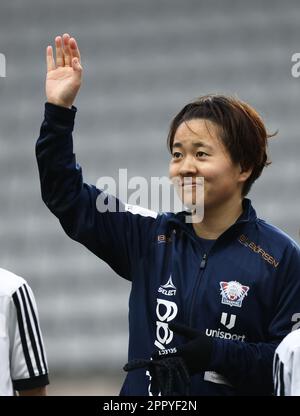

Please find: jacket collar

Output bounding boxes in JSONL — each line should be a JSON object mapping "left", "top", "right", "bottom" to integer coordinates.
{"left": 167, "top": 198, "right": 257, "bottom": 239}
{"left": 235, "top": 198, "right": 257, "bottom": 224}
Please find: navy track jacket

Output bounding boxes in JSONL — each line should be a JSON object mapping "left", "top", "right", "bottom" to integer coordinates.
{"left": 36, "top": 103, "right": 300, "bottom": 396}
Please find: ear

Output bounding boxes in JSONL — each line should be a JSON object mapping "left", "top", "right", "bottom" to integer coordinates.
{"left": 237, "top": 165, "right": 253, "bottom": 184}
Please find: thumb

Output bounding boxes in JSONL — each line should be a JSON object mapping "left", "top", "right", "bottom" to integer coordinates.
{"left": 169, "top": 322, "right": 200, "bottom": 340}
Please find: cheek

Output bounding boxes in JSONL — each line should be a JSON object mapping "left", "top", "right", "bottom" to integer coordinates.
{"left": 203, "top": 163, "right": 237, "bottom": 185}
{"left": 169, "top": 163, "right": 177, "bottom": 179}
{"left": 200, "top": 165, "right": 222, "bottom": 182}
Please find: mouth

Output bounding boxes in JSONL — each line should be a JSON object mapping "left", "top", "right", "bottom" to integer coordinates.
{"left": 181, "top": 179, "right": 204, "bottom": 188}
{"left": 182, "top": 184, "right": 197, "bottom": 189}
{"left": 170, "top": 176, "right": 204, "bottom": 189}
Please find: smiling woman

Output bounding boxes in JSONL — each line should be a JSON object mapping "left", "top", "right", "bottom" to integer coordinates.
{"left": 167, "top": 95, "right": 274, "bottom": 198}
{"left": 168, "top": 95, "right": 275, "bottom": 239}
{"left": 170, "top": 118, "right": 246, "bottom": 228}
{"left": 36, "top": 33, "right": 300, "bottom": 396}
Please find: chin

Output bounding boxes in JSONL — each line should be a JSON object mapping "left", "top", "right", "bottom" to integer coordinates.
{"left": 183, "top": 191, "right": 203, "bottom": 207}
{"left": 181, "top": 198, "right": 203, "bottom": 213}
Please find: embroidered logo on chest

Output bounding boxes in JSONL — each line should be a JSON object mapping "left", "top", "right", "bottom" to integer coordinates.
{"left": 220, "top": 281, "right": 249, "bottom": 308}
{"left": 158, "top": 275, "right": 177, "bottom": 296}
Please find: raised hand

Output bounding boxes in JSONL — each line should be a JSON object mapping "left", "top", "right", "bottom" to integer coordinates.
{"left": 46, "top": 34, "right": 82, "bottom": 108}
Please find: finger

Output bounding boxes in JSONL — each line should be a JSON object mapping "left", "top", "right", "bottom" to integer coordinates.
{"left": 55, "top": 36, "right": 65, "bottom": 67}
{"left": 123, "top": 359, "right": 152, "bottom": 372}
{"left": 62, "top": 33, "right": 71, "bottom": 66}
{"left": 46, "top": 46, "right": 55, "bottom": 72}
{"left": 71, "top": 57, "right": 83, "bottom": 78}
{"left": 168, "top": 322, "right": 199, "bottom": 340}
{"left": 69, "top": 37, "right": 81, "bottom": 63}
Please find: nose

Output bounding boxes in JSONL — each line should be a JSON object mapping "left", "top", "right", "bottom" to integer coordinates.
{"left": 178, "top": 155, "right": 198, "bottom": 176}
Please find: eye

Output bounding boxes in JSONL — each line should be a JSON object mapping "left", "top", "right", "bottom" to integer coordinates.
{"left": 196, "top": 151, "right": 208, "bottom": 158}
{"left": 172, "top": 151, "right": 183, "bottom": 159}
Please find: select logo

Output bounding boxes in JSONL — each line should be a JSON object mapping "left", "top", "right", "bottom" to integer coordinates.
{"left": 158, "top": 275, "right": 176, "bottom": 296}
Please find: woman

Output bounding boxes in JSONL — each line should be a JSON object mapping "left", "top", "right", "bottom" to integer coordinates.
{"left": 36, "top": 33, "right": 300, "bottom": 395}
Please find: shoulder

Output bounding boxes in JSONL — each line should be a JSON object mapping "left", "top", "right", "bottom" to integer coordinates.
{"left": 276, "top": 329, "right": 300, "bottom": 356}
{"left": 241, "top": 203, "right": 300, "bottom": 271}
{"left": 255, "top": 219, "right": 300, "bottom": 261}
{"left": 0, "top": 268, "right": 28, "bottom": 297}
{"left": 256, "top": 219, "right": 299, "bottom": 249}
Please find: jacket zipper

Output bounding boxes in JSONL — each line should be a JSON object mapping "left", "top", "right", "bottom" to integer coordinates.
{"left": 171, "top": 207, "right": 253, "bottom": 327}
{"left": 188, "top": 252, "right": 208, "bottom": 326}
{"left": 200, "top": 253, "right": 207, "bottom": 269}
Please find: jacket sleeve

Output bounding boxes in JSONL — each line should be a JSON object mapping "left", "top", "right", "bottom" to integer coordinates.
{"left": 209, "top": 243, "right": 300, "bottom": 394}
{"left": 35, "top": 103, "right": 157, "bottom": 281}
{"left": 273, "top": 329, "right": 300, "bottom": 396}
{"left": 10, "top": 283, "right": 49, "bottom": 391}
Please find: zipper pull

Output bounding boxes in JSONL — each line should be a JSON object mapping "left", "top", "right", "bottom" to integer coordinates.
{"left": 200, "top": 253, "right": 207, "bottom": 269}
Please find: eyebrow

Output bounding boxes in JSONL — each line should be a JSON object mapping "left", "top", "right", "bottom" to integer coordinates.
{"left": 172, "top": 141, "right": 213, "bottom": 151}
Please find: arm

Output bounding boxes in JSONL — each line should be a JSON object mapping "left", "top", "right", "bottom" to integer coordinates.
{"left": 36, "top": 34, "right": 157, "bottom": 279}
{"left": 10, "top": 283, "right": 49, "bottom": 394}
{"left": 36, "top": 102, "right": 132, "bottom": 278}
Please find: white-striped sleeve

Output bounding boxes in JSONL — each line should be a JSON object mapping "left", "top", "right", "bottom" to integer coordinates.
{"left": 273, "top": 330, "right": 300, "bottom": 396}
{"left": 290, "top": 345, "right": 300, "bottom": 395}
{"left": 9, "top": 283, "right": 49, "bottom": 391}
{"left": 273, "top": 351, "right": 286, "bottom": 395}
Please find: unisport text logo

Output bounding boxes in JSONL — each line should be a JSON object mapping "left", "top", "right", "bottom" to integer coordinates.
{"left": 206, "top": 312, "right": 244, "bottom": 341}
{"left": 205, "top": 328, "right": 245, "bottom": 342}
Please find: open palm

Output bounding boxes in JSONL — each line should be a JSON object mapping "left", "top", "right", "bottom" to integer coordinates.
{"left": 46, "top": 34, "right": 82, "bottom": 108}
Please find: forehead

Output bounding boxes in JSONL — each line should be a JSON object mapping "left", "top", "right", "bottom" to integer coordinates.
{"left": 173, "top": 118, "right": 221, "bottom": 149}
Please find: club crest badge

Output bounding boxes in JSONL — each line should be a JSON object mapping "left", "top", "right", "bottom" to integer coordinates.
{"left": 220, "top": 281, "right": 249, "bottom": 308}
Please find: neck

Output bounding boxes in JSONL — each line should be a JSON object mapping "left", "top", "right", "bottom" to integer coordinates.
{"left": 192, "top": 196, "right": 244, "bottom": 240}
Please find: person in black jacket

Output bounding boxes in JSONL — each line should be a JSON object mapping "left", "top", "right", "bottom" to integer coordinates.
{"left": 36, "top": 33, "right": 300, "bottom": 396}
